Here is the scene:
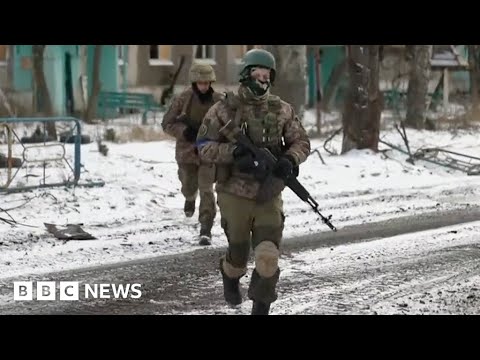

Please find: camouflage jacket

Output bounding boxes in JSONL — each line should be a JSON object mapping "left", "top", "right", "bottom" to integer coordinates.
{"left": 196, "top": 85, "right": 311, "bottom": 200}
{"left": 162, "top": 87, "right": 223, "bottom": 164}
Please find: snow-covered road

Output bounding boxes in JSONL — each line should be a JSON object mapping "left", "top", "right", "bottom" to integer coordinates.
{"left": 273, "top": 221, "right": 480, "bottom": 315}
{"left": 1, "top": 212, "right": 478, "bottom": 315}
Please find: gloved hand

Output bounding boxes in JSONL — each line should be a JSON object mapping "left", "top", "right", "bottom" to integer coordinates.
{"left": 233, "top": 143, "right": 253, "bottom": 172}
{"left": 183, "top": 126, "right": 198, "bottom": 142}
{"left": 273, "top": 155, "right": 295, "bottom": 181}
{"left": 233, "top": 144, "right": 267, "bottom": 178}
{"left": 234, "top": 153, "right": 256, "bottom": 173}
{"left": 232, "top": 143, "right": 250, "bottom": 159}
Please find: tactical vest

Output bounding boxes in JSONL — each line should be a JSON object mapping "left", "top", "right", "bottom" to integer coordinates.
{"left": 181, "top": 90, "right": 219, "bottom": 126}
{"left": 225, "top": 91, "right": 284, "bottom": 157}
{"left": 182, "top": 89, "right": 220, "bottom": 188}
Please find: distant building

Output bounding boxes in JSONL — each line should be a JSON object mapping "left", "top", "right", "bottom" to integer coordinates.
{"left": 0, "top": 45, "right": 471, "bottom": 117}
{"left": 0, "top": 45, "right": 119, "bottom": 116}
{"left": 122, "top": 45, "right": 261, "bottom": 101}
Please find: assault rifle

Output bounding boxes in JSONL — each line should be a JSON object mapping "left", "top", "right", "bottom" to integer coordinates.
{"left": 219, "top": 120, "right": 337, "bottom": 232}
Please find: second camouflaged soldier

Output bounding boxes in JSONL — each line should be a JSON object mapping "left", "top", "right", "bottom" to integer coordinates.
{"left": 162, "top": 62, "right": 224, "bottom": 245}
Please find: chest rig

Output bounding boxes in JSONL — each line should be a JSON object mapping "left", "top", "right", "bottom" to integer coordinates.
{"left": 225, "top": 92, "right": 284, "bottom": 157}
{"left": 182, "top": 91, "right": 215, "bottom": 125}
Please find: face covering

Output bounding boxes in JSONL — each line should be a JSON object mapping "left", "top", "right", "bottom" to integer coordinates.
{"left": 192, "top": 83, "right": 214, "bottom": 103}
{"left": 243, "top": 77, "right": 271, "bottom": 97}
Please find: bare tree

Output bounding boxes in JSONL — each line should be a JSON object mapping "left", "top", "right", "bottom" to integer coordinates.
{"left": 32, "top": 45, "right": 56, "bottom": 138}
{"left": 260, "top": 45, "right": 307, "bottom": 116}
{"left": 313, "top": 47, "right": 323, "bottom": 135}
{"left": 468, "top": 45, "right": 480, "bottom": 115}
{"left": 84, "top": 45, "right": 103, "bottom": 123}
{"left": 405, "top": 45, "right": 432, "bottom": 129}
{"left": 341, "top": 45, "right": 381, "bottom": 154}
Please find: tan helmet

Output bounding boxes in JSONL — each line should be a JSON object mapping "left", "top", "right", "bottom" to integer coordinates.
{"left": 189, "top": 62, "right": 216, "bottom": 83}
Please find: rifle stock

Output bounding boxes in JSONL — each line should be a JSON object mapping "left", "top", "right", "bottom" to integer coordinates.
{"left": 161, "top": 55, "right": 186, "bottom": 106}
{"left": 220, "top": 120, "right": 337, "bottom": 232}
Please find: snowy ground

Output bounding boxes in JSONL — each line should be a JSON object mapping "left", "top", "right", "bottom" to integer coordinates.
{"left": 273, "top": 221, "right": 480, "bottom": 315}
{"left": 174, "top": 220, "right": 480, "bottom": 315}
{"left": 1, "top": 110, "right": 480, "bottom": 280}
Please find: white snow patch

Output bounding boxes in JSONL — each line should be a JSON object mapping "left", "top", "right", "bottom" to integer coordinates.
{"left": 273, "top": 221, "right": 480, "bottom": 315}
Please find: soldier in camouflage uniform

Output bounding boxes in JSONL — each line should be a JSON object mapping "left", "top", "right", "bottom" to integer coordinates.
{"left": 162, "top": 63, "right": 224, "bottom": 245}
{"left": 196, "top": 49, "right": 311, "bottom": 314}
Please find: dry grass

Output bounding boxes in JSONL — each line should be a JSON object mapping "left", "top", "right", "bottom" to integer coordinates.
{"left": 112, "top": 125, "right": 173, "bottom": 143}
{"left": 430, "top": 108, "right": 480, "bottom": 131}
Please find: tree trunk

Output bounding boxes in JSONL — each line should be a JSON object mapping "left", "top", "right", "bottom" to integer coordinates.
{"left": 405, "top": 45, "right": 432, "bottom": 129}
{"left": 32, "top": 45, "right": 56, "bottom": 139}
{"left": 84, "top": 45, "right": 103, "bottom": 123}
{"left": 468, "top": 45, "right": 480, "bottom": 115}
{"left": 314, "top": 47, "right": 323, "bottom": 135}
{"left": 341, "top": 45, "right": 381, "bottom": 154}
{"left": 260, "top": 45, "right": 307, "bottom": 117}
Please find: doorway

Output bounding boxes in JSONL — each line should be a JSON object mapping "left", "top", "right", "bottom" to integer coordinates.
{"left": 64, "top": 52, "right": 74, "bottom": 115}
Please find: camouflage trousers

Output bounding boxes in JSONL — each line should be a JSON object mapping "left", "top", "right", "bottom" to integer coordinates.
{"left": 178, "top": 163, "right": 216, "bottom": 231}
{"left": 217, "top": 191, "right": 285, "bottom": 304}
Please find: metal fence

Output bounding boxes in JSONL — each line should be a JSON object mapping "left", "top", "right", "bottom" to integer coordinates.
{"left": 0, "top": 117, "right": 104, "bottom": 193}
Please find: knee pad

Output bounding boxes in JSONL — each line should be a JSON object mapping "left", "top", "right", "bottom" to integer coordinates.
{"left": 221, "top": 256, "right": 247, "bottom": 279}
{"left": 254, "top": 241, "right": 280, "bottom": 278}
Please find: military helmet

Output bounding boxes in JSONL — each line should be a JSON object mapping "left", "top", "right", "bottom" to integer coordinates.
{"left": 239, "top": 48, "right": 276, "bottom": 84}
{"left": 189, "top": 62, "right": 216, "bottom": 83}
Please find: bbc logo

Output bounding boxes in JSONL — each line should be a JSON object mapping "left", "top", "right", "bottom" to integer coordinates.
{"left": 13, "top": 281, "right": 142, "bottom": 301}
{"left": 14, "top": 281, "right": 79, "bottom": 301}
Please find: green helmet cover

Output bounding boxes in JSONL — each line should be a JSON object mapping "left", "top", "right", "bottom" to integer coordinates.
{"left": 240, "top": 49, "right": 276, "bottom": 71}
{"left": 239, "top": 49, "right": 276, "bottom": 96}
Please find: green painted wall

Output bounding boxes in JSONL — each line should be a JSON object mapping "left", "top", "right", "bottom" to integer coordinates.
{"left": 13, "top": 45, "right": 33, "bottom": 91}
{"left": 87, "top": 45, "right": 119, "bottom": 118}
{"left": 320, "top": 46, "right": 345, "bottom": 90}
{"left": 87, "top": 45, "right": 118, "bottom": 96}
{"left": 307, "top": 46, "right": 346, "bottom": 107}
{"left": 13, "top": 45, "right": 82, "bottom": 115}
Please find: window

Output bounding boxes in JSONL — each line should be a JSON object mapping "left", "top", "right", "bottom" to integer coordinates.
{"left": 234, "top": 45, "right": 260, "bottom": 63}
{"left": 149, "top": 45, "right": 173, "bottom": 66}
{"left": 0, "top": 45, "right": 8, "bottom": 65}
{"left": 193, "top": 45, "right": 215, "bottom": 64}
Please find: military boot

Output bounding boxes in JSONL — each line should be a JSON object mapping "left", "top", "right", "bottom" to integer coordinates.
{"left": 198, "top": 226, "right": 212, "bottom": 246}
{"left": 251, "top": 301, "right": 271, "bottom": 315}
{"left": 219, "top": 258, "right": 243, "bottom": 306}
{"left": 248, "top": 268, "right": 280, "bottom": 316}
{"left": 184, "top": 200, "right": 195, "bottom": 218}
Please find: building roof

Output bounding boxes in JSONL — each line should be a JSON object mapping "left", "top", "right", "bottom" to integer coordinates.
{"left": 430, "top": 45, "right": 468, "bottom": 69}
